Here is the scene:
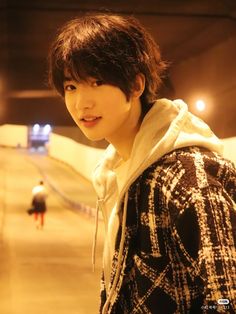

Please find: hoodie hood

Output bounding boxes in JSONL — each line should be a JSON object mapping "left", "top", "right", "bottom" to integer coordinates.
{"left": 93, "top": 98, "right": 223, "bottom": 201}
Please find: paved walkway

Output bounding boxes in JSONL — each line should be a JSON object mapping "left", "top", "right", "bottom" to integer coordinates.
{"left": 0, "top": 147, "right": 104, "bottom": 314}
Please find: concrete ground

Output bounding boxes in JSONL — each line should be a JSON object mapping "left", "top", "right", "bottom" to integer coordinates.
{"left": 0, "top": 147, "right": 104, "bottom": 314}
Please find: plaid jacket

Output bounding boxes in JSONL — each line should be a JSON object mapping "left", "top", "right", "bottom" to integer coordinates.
{"left": 100, "top": 146, "right": 236, "bottom": 313}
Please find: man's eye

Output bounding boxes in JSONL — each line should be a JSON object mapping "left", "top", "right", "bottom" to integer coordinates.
{"left": 64, "top": 84, "right": 76, "bottom": 91}
{"left": 91, "top": 80, "right": 104, "bottom": 87}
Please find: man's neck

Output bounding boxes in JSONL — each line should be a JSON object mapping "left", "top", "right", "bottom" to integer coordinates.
{"left": 106, "top": 98, "right": 142, "bottom": 161}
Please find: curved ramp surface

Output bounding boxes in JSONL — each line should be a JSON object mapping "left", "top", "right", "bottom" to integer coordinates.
{"left": 0, "top": 147, "right": 104, "bottom": 314}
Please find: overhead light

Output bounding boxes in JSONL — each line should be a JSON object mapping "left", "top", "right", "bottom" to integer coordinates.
{"left": 195, "top": 99, "right": 206, "bottom": 112}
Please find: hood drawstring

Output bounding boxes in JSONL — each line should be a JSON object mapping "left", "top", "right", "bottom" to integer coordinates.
{"left": 102, "top": 191, "right": 129, "bottom": 314}
{"left": 92, "top": 198, "right": 104, "bottom": 272}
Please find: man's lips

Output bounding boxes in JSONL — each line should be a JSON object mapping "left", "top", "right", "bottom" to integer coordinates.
{"left": 80, "top": 116, "right": 102, "bottom": 127}
{"left": 80, "top": 116, "right": 101, "bottom": 122}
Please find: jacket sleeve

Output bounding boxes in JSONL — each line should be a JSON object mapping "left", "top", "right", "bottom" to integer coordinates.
{"left": 164, "top": 151, "right": 236, "bottom": 314}
{"left": 179, "top": 185, "right": 236, "bottom": 312}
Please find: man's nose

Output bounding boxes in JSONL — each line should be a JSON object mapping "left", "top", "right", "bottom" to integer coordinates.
{"left": 75, "top": 87, "right": 95, "bottom": 110}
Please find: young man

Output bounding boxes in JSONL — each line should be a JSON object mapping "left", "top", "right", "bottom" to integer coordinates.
{"left": 48, "top": 13, "right": 236, "bottom": 313}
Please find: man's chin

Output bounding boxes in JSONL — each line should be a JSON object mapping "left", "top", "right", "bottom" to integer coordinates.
{"left": 83, "top": 134, "right": 105, "bottom": 142}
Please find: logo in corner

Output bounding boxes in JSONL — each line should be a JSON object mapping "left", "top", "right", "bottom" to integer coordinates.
{"left": 217, "top": 298, "right": 229, "bottom": 305}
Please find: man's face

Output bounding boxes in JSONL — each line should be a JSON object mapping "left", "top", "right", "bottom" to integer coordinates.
{"left": 63, "top": 77, "right": 140, "bottom": 143}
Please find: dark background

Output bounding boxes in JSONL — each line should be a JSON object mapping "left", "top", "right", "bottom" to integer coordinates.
{"left": 1, "top": 0, "right": 236, "bottom": 138}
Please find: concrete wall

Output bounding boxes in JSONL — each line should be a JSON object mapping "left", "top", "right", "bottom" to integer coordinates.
{"left": 48, "top": 133, "right": 105, "bottom": 181}
{"left": 0, "top": 124, "right": 28, "bottom": 147}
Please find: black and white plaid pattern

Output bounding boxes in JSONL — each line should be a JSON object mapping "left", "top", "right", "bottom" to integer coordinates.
{"left": 100, "top": 146, "right": 236, "bottom": 314}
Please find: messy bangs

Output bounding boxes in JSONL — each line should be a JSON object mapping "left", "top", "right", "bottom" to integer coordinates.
{"left": 48, "top": 13, "right": 168, "bottom": 105}
{"left": 61, "top": 52, "right": 131, "bottom": 99}
{"left": 49, "top": 15, "right": 136, "bottom": 98}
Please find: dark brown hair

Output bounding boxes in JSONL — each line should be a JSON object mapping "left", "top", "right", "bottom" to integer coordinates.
{"left": 48, "top": 13, "right": 168, "bottom": 111}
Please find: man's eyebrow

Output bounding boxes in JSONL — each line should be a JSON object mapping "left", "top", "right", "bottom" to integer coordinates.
{"left": 63, "top": 76, "right": 73, "bottom": 81}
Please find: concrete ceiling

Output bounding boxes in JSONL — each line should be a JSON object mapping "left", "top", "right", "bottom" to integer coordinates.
{"left": 1, "top": 0, "right": 236, "bottom": 137}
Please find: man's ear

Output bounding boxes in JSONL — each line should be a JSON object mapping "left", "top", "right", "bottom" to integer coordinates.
{"left": 132, "top": 73, "right": 145, "bottom": 98}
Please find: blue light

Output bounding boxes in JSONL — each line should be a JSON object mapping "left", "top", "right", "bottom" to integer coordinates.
{"left": 33, "top": 124, "right": 40, "bottom": 133}
{"left": 43, "top": 124, "right": 51, "bottom": 134}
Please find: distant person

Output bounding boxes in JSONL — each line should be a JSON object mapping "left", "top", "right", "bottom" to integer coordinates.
{"left": 32, "top": 180, "right": 48, "bottom": 229}
{"left": 48, "top": 13, "right": 236, "bottom": 313}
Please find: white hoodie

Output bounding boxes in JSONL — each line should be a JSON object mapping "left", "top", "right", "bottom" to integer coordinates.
{"left": 92, "top": 98, "right": 223, "bottom": 303}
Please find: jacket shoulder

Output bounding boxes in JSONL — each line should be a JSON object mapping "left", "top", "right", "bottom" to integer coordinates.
{"left": 137, "top": 146, "right": 236, "bottom": 204}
